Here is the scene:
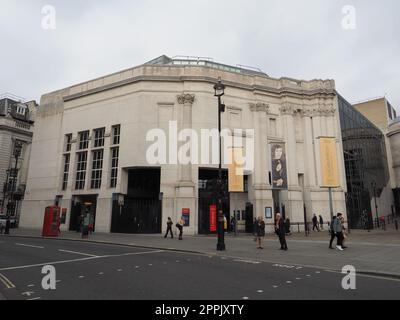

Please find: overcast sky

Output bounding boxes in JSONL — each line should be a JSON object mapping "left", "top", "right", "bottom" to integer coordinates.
{"left": 0, "top": 0, "right": 399, "bottom": 110}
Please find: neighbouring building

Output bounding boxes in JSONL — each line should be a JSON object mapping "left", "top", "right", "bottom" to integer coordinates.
{"left": 20, "top": 55, "right": 347, "bottom": 235}
{"left": 0, "top": 94, "right": 37, "bottom": 223}
{"left": 338, "top": 95, "right": 390, "bottom": 229}
{"left": 353, "top": 97, "right": 399, "bottom": 218}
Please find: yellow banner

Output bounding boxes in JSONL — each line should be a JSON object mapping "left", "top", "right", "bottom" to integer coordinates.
{"left": 320, "top": 138, "right": 340, "bottom": 188}
{"left": 228, "top": 147, "right": 244, "bottom": 193}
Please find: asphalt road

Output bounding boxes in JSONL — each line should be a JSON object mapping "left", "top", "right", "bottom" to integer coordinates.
{"left": 0, "top": 237, "right": 399, "bottom": 300}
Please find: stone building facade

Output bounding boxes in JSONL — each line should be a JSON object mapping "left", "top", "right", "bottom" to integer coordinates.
{"left": 20, "top": 56, "right": 347, "bottom": 234}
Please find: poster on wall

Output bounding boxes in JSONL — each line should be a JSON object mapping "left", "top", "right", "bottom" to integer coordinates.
{"left": 182, "top": 208, "right": 190, "bottom": 227}
{"left": 319, "top": 137, "right": 340, "bottom": 188}
{"left": 271, "top": 143, "right": 288, "bottom": 189}
{"left": 265, "top": 207, "right": 273, "bottom": 219}
{"left": 209, "top": 205, "right": 217, "bottom": 232}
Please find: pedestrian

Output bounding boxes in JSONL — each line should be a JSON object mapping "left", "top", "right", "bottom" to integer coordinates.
{"left": 329, "top": 216, "right": 337, "bottom": 249}
{"left": 275, "top": 213, "right": 288, "bottom": 251}
{"left": 81, "top": 213, "right": 90, "bottom": 239}
{"left": 176, "top": 217, "right": 184, "bottom": 240}
{"left": 312, "top": 214, "right": 319, "bottom": 231}
{"left": 253, "top": 218, "right": 258, "bottom": 242}
{"left": 230, "top": 216, "right": 237, "bottom": 235}
{"left": 319, "top": 215, "right": 324, "bottom": 231}
{"left": 224, "top": 215, "right": 228, "bottom": 233}
{"left": 255, "top": 217, "right": 266, "bottom": 249}
{"left": 164, "top": 217, "right": 174, "bottom": 239}
{"left": 285, "top": 218, "right": 291, "bottom": 236}
{"left": 339, "top": 214, "right": 348, "bottom": 249}
{"left": 0, "top": 221, "right": 4, "bottom": 235}
{"left": 333, "top": 213, "right": 344, "bottom": 251}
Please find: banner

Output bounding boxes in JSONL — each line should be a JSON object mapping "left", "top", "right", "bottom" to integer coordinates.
{"left": 271, "top": 144, "right": 288, "bottom": 189}
{"left": 320, "top": 137, "right": 340, "bottom": 188}
{"left": 209, "top": 205, "right": 217, "bottom": 232}
{"left": 228, "top": 147, "right": 244, "bottom": 193}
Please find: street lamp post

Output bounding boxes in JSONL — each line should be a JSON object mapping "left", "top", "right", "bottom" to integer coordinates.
{"left": 214, "top": 79, "right": 226, "bottom": 251}
{"left": 371, "top": 181, "right": 379, "bottom": 228}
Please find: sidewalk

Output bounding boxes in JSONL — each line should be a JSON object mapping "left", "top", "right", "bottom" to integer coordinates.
{"left": 2, "top": 228, "right": 400, "bottom": 278}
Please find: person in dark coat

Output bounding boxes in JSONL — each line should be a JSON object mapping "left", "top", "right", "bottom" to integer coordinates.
{"left": 329, "top": 216, "right": 337, "bottom": 249}
{"left": 164, "top": 217, "right": 174, "bottom": 239}
{"left": 312, "top": 214, "right": 319, "bottom": 231}
{"left": 319, "top": 215, "right": 324, "bottom": 231}
{"left": 253, "top": 218, "right": 258, "bottom": 241}
{"left": 255, "top": 217, "right": 266, "bottom": 249}
{"left": 275, "top": 213, "right": 288, "bottom": 251}
{"left": 285, "top": 218, "right": 291, "bottom": 235}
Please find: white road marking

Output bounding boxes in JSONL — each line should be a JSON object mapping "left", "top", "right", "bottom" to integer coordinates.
{"left": 306, "top": 275, "right": 311, "bottom": 277}
{"left": 315, "top": 271, "right": 321, "bottom": 274}
{"left": 15, "top": 243, "right": 44, "bottom": 249}
{"left": 27, "top": 297, "right": 41, "bottom": 301}
{"left": 78, "top": 276, "right": 85, "bottom": 279}
{"left": 176, "top": 260, "right": 180, "bottom": 263}
{"left": 56, "top": 280, "right": 61, "bottom": 283}
{"left": 134, "top": 266, "right": 140, "bottom": 269}
{"left": 234, "top": 259, "right": 261, "bottom": 265}
{"left": 22, "top": 291, "right": 35, "bottom": 297}
{"left": 0, "top": 250, "right": 164, "bottom": 272}
{"left": 117, "top": 269, "right": 123, "bottom": 272}
{"left": 148, "top": 264, "right": 153, "bottom": 267}
{"left": 273, "top": 286, "right": 278, "bottom": 288}
{"left": 58, "top": 249, "right": 99, "bottom": 257}
{"left": 27, "top": 284, "right": 35, "bottom": 288}
{"left": 98, "top": 272, "right": 104, "bottom": 275}
{"left": 257, "top": 290, "right": 263, "bottom": 293}
{"left": 286, "top": 281, "right": 292, "bottom": 284}
{"left": 242, "top": 297, "right": 249, "bottom": 300}
{"left": 296, "top": 278, "right": 301, "bottom": 280}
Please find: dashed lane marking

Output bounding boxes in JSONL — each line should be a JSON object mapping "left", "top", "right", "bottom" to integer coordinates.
{"left": 242, "top": 297, "right": 249, "bottom": 300}
{"left": 257, "top": 290, "right": 263, "bottom": 293}
{"left": 15, "top": 243, "right": 44, "bottom": 249}
{"left": 27, "top": 284, "right": 35, "bottom": 288}
{"left": 78, "top": 276, "right": 85, "bottom": 279}
{"left": 27, "top": 297, "right": 41, "bottom": 301}
{"left": 58, "top": 249, "right": 99, "bottom": 258}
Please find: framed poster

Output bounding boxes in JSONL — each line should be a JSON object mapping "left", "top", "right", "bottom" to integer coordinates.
{"left": 265, "top": 207, "right": 273, "bottom": 219}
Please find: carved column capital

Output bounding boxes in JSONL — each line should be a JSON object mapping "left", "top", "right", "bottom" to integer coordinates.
{"left": 177, "top": 94, "right": 195, "bottom": 105}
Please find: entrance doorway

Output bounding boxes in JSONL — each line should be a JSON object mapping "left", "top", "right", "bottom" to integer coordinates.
{"left": 111, "top": 168, "right": 162, "bottom": 234}
{"left": 69, "top": 195, "right": 97, "bottom": 232}
{"left": 198, "top": 169, "right": 230, "bottom": 235}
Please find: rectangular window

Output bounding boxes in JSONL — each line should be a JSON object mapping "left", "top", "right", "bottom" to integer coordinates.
{"left": 93, "top": 128, "right": 105, "bottom": 148}
{"left": 388, "top": 103, "right": 393, "bottom": 120}
{"left": 112, "top": 125, "right": 121, "bottom": 145}
{"left": 110, "top": 147, "right": 119, "bottom": 188}
{"left": 62, "top": 154, "right": 70, "bottom": 191}
{"left": 91, "top": 150, "right": 104, "bottom": 189}
{"left": 269, "top": 118, "right": 277, "bottom": 136}
{"left": 65, "top": 134, "right": 72, "bottom": 152}
{"left": 78, "top": 131, "right": 90, "bottom": 150}
{"left": 75, "top": 152, "right": 88, "bottom": 190}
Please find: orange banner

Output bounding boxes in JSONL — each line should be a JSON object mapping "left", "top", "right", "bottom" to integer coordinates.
{"left": 228, "top": 147, "right": 244, "bottom": 193}
{"left": 320, "top": 138, "right": 340, "bottom": 188}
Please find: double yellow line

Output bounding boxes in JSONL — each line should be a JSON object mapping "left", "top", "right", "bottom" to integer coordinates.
{"left": 0, "top": 273, "right": 15, "bottom": 289}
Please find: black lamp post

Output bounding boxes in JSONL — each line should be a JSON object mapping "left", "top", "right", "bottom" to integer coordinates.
{"left": 371, "top": 181, "right": 379, "bottom": 228}
{"left": 214, "top": 79, "right": 226, "bottom": 251}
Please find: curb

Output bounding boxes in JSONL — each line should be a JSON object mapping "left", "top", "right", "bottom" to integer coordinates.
{"left": 3, "top": 234, "right": 400, "bottom": 280}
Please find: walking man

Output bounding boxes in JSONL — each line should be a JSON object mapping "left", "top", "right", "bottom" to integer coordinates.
{"left": 255, "top": 217, "right": 266, "bottom": 249}
{"left": 312, "top": 214, "right": 319, "bottom": 231}
{"left": 319, "top": 215, "right": 324, "bottom": 231}
{"left": 276, "top": 213, "right": 288, "bottom": 251}
{"left": 176, "top": 217, "right": 184, "bottom": 240}
{"left": 333, "top": 213, "right": 344, "bottom": 251}
{"left": 164, "top": 217, "right": 174, "bottom": 239}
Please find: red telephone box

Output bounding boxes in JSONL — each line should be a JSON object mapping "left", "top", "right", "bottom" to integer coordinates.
{"left": 42, "top": 206, "right": 61, "bottom": 237}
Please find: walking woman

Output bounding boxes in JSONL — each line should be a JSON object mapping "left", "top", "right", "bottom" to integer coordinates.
{"left": 164, "top": 217, "right": 174, "bottom": 239}
{"left": 176, "top": 217, "right": 184, "bottom": 240}
{"left": 255, "top": 217, "right": 266, "bottom": 249}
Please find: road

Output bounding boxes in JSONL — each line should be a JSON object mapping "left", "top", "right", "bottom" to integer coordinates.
{"left": 0, "top": 237, "right": 399, "bottom": 300}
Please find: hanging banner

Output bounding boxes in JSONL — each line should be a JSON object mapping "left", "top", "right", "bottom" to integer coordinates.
{"left": 228, "top": 147, "right": 244, "bottom": 193}
{"left": 320, "top": 137, "right": 340, "bottom": 188}
{"left": 271, "top": 144, "right": 288, "bottom": 189}
{"left": 209, "top": 205, "right": 217, "bottom": 232}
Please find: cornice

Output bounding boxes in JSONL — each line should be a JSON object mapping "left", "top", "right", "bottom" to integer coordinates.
{"left": 280, "top": 102, "right": 336, "bottom": 117}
